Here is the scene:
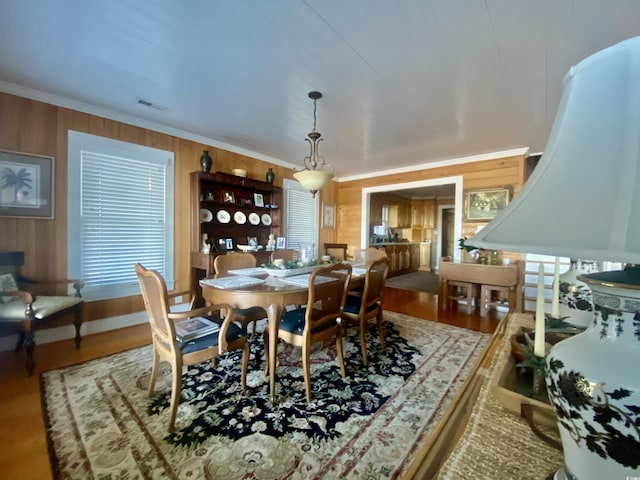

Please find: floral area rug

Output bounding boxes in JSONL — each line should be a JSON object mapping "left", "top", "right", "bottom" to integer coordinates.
{"left": 41, "top": 311, "right": 489, "bottom": 479}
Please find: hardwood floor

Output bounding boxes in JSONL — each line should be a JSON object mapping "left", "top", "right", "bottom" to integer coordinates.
{"left": 0, "top": 287, "right": 505, "bottom": 479}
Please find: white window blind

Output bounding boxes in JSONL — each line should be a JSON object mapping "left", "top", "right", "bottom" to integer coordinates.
{"left": 284, "top": 179, "right": 318, "bottom": 254}
{"left": 68, "top": 131, "right": 174, "bottom": 301}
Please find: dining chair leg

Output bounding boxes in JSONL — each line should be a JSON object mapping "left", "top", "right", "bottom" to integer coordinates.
{"left": 358, "top": 320, "right": 369, "bottom": 367}
{"left": 240, "top": 341, "right": 249, "bottom": 395}
{"left": 148, "top": 347, "right": 160, "bottom": 395}
{"left": 168, "top": 359, "right": 182, "bottom": 432}
{"left": 302, "top": 343, "right": 312, "bottom": 402}
{"left": 336, "top": 335, "right": 347, "bottom": 378}
{"left": 262, "top": 330, "right": 270, "bottom": 376}
{"left": 376, "top": 309, "right": 385, "bottom": 348}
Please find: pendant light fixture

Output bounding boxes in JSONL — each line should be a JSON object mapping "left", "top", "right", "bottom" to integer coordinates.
{"left": 293, "top": 91, "right": 334, "bottom": 197}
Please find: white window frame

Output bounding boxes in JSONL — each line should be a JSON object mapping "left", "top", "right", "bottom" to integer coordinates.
{"left": 283, "top": 178, "right": 319, "bottom": 256}
{"left": 67, "top": 131, "right": 174, "bottom": 301}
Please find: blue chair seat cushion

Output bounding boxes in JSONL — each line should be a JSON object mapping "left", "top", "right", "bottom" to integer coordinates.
{"left": 180, "top": 321, "right": 245, "bottom": 354}
{"left": 343, "top": 296, "right": 378, "bottom": 315}
{"left": 279, "top": 308, "right": 338, "bottom": 335}
{"left": 235, "top": 305, "right": 265, "bottom": 318}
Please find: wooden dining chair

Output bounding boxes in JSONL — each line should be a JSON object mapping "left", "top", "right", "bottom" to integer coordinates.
{"left": 269, "top": 249, "right": 298, "bottom": 263}
{"left": 323, "top": 243, "right": 353, "bottom": 261}
{"left": 353, "top": 247, "right": 387, "bottom": 264}
{"left": 135, "top": 263, "right": 249, "bottom": 432}
{"left": 264, "top": 262, "right": 352, "bottom": 401}
{"left": 213, "top": 252, "right": 266, "bottom": 335}
{"left": 342, "top": 257, "right": 389, "bottom": 366}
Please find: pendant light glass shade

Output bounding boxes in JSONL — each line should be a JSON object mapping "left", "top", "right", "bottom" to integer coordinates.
{"left": 293, "top": 169, "right": 334, "bottom": 195}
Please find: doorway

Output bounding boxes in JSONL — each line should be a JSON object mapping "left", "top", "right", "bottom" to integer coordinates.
{"left": 440, "top": 206, "right": 455, "bottom": 261}
{"left": 360, "top": 176, "right": 464, "bottom": 262}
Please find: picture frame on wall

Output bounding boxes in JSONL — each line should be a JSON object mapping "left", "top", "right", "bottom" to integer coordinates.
{"left": 0, "top": 149, "right": 54, "bottom": 219}
{"left": 276, "top": 236, "right": 286, "bottom": 249}
{"left": 322, "top": 202, "right": 336, "bottom": 229}
{"left": 463, "top": 187, "right": 512, "bottom": 222}
{"left": 254, "top": 193, "right": 264, "bottom": 207}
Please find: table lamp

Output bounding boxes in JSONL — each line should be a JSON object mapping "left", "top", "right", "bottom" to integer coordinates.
{"left": 470, "top": 37, "right": 640, "bottom": 480}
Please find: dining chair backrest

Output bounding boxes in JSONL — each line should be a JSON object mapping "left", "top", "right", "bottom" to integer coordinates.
{"left": 304, "top": 262, "right": 352, "bottom": 335}
{"left": 214, "top": 252, "right": 257, "bottom": 274}
{"left": 353, "top": 247, "right": 387, "bottom": 264}
{"left": 270, "top": 249, "right": 298, "bottom": 263}
{"left": 323, "top": 243, "right": 352, "bottom": 261}
{"left": 135, "top": 263, "right": 181, "bottom": 356}
{"left": 361, "top": 257, "right": 389, "bottom": 307}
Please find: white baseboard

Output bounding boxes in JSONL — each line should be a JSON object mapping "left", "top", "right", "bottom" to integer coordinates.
{"left": 0, "top": 310, "right": 148, "bottom": 353}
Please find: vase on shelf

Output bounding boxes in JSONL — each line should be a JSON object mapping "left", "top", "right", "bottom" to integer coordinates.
{"left": 545, "top": 266, "right": 640, "bottom": 480}
{"left": 266, "top": 167, "right": 275, "bottom": 184}
{"left": 200, "top": 150, "right": 212, "bottom": 173}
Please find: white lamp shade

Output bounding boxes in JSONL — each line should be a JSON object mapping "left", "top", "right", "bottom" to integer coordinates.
{"left": 293, "top": 169, "right": 334, "bottom": 192}
{"left": 470, "top": 37, "right": 640, "bottom": 265}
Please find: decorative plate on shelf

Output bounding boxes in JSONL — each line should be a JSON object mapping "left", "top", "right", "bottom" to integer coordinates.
{"left": 234, "top": 211, "right": 247, "bottom": 224}
{"left": 261, "top": 213, "right": 272, "bottom": 226}
{"left": 216, "top": 209, "right": 231, "bottom": 224}
{"left": 248, "top": 212, "right": 260, "bottom": 225}
{"left": 199, "top": 208, "right": 213, "bottom": 222}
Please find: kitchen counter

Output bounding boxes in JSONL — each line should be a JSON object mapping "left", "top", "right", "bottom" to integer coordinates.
{"left": 367, "top": 242, "right": 431, "bottom": 275}
{"left": 369, "top": 241, "right": 431, "bottom": 246}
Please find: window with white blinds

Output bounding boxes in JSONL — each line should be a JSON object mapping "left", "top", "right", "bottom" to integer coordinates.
{"left": 284, "top": 178, "right": 319, "bottom": 254}
{"left": 67, "top": 131, "right": 174, "bottom": 301}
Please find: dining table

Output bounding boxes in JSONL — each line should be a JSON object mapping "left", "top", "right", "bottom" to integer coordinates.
{"left": 200, "top": 265, "right": 365, "bottom": 402}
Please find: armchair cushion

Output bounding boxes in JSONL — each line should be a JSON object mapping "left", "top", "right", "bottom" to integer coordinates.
{"left": 0, "top": 295, "right": 83, "bottom": 321}
{"left": 0, "top": 273, "right": 19, "bottom": 303}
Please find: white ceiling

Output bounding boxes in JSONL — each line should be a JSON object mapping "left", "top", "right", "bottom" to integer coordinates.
{"left": 2, "top": 1, "right": 640, "bottom": 180}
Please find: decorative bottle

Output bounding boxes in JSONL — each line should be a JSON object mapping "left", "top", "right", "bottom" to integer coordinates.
{"left": 200, "top": 150, "right": 212, "bottom": 173}
{"left": 266, "top": 167, "right": 275, "bottom": 184}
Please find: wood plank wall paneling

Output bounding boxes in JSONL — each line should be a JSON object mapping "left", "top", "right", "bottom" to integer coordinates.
{"left": 0, "top": 93, "right": 302, "bottom": 329}
{"left": 0, "top": 92, "right": 527, "bottom": 332}
{"left": 336, "top": 155, "right": 528, "bottom": 257}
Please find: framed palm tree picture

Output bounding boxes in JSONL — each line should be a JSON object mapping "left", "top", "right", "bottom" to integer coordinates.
{"left": 0, "top": 150, "right": 54, "bottom": 219}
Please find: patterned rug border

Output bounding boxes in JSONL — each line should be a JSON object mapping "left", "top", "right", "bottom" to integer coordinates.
{"left": 41, "top": 311, "right": 490, "bottom": 479}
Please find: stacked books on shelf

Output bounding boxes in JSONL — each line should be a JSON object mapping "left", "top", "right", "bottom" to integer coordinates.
{"left": 174, "top": 316, "right": 220, "bottom": 342}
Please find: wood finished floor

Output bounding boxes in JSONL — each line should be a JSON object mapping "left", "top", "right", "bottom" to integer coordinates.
{"left": 0, "top": 287, "right": 505, "bottom": 479}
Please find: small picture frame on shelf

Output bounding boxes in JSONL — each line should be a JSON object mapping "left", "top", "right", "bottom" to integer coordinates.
{"left": 247, "top": 236, "right": 258, "bottom": 246}
{"left": 218, "top": 238, "right": 227, "bottom": 251}
{"left": 225, "top": 238, "right": 234, "bottom": 250}
{"left": 240, "top": 198, "right": 252, "bottom": 206}
{"left": 254, "top": 193, "right": 264, "bottom": 207}
{"left": 223, "top": 191, "right": 235, "bottom": 204}
{"left": 276, "top": 236, "right": 286, "bottom": 249}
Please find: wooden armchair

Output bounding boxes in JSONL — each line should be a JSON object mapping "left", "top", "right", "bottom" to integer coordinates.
{"left": 323, "top": 243, "right": 353, "bottom": 261}
{"left": 0, "top": 251, "right": 84, "bottom": 375}
{"left": 135, "top": 263, "right": 249, "bottom": 431}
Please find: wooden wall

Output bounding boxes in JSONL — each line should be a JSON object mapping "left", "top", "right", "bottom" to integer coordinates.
{"left": 335, "top": 154, "right": 528, "bottom": 254}
{"left": 0, "top": 92, "right": 338, "bottom": 326}
{"left": 0, "top": 91, "right": 525, "bottom": 330}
